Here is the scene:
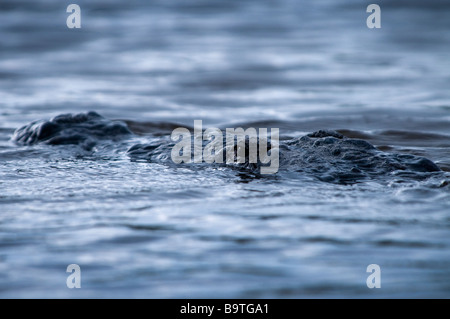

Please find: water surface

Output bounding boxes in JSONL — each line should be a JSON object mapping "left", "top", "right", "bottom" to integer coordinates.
{"left": 0, "top": 0, "right": 449, "bottom": 298}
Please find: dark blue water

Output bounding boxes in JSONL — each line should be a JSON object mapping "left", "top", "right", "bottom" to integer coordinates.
{"left": 1, "top": 0, "right": 450, "bottom": 298}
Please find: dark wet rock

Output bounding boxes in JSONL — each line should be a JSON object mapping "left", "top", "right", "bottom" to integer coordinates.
{"left": 439, "top": 180, "right": 449, "bottom": 188}
{"left": 128, "top": 129, "right": 440, "bottom": 183}
{"left": 12, "top": 113, "right": 441, "bottom": 183}
{"left": 281, "top": 131, "right": 440, "bottom": 183}
{"left": 12, "top": 111, "right": 132, "bottom": 150}
{"left": 127, "top": 141, "right": 172, "bottom": 162}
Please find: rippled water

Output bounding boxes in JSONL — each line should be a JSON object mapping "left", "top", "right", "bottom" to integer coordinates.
{"left": 1, "top": 0, "right": 450, "bottom": 298}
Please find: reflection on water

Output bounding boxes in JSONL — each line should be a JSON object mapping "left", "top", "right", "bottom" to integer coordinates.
{"left": 0, "top": 0, "right": 449, "bottom": 298}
